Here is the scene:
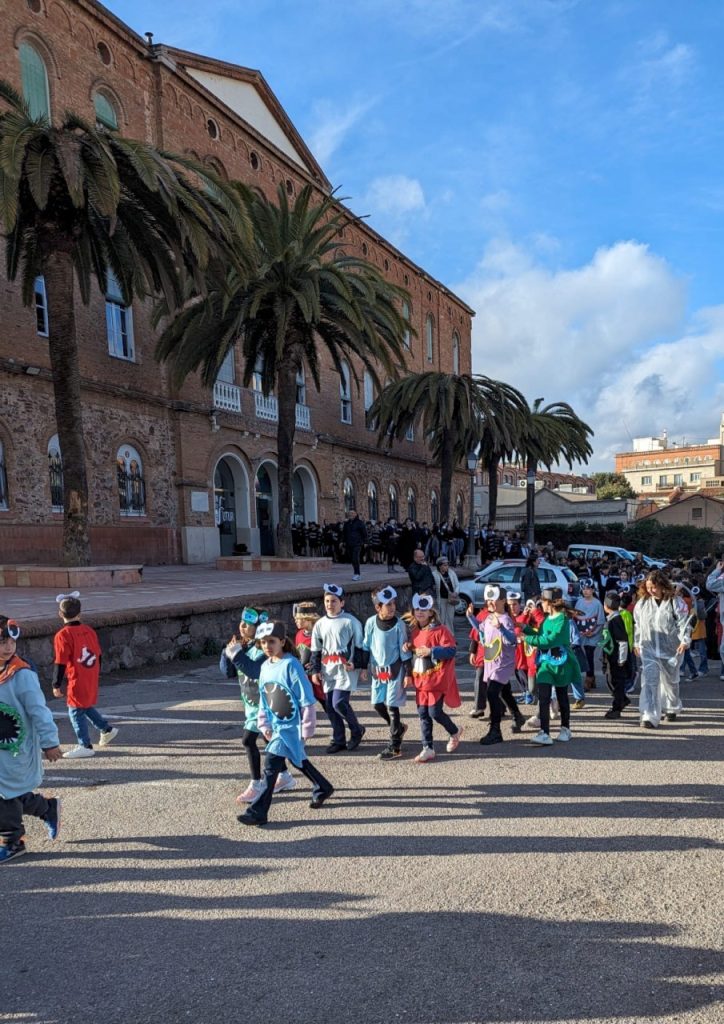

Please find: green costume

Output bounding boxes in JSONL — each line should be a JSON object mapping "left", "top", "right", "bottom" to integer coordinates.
{"left": 523, "top": 612, "right": 582, "bottom": 687}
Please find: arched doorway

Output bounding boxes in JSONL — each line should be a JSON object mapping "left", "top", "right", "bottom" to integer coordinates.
{"left": 293, "top": 465, "right": 318, "bottom": 524}
{"left": 213, "top": 454, "right": 251, "bottom": 556}
{"left": 255, "top": 464, "right": 276, "bottom": 555}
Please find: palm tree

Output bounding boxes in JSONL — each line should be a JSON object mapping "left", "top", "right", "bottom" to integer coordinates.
{"left": 0, "top": 81, "right": 243, "bottom": 565}
{"left": 473, "top": 383, "right": 528, "bottom": 528}
{"left": 155, "top": 182, "right": 410, "bottom": 558}
{"left": 517, "top": 398, "right": 593, "bottom": 547}
{"left": 369, "top": 373, "right": 523, "bottom": 524}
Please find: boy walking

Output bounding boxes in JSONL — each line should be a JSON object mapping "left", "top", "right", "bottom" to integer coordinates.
{"left": 0, "top": 616, "right": 62, "bottom": 863}
{"left": 310, "top": 584, "right": 367, "bottom": 753}
{"left": 601, "top": 592, "right": 634, "bottom": 719}
{"left": 52, "top": 592, "right": 118, "bottom": 758}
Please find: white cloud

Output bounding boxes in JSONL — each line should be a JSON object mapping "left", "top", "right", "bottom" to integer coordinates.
{"left": 623, "top": 33, "right": 696, "bottom": 115}
{"left": 455, "top": 239, "right": 724, "bottom": 469}
{"left": 364, "top": 175, "right": 426, "bottom": 217}
{"left": 308, "top": 97, "right": 377, "bottom": 166}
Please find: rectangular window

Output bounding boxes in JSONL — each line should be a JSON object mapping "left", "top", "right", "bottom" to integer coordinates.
{"left": 659, "top": 475, "right": 668, "bottom": 486}
{"left": 405, "top": 423, "right": 414, "bottom": 441}
{"left": 296, "top": 370, "right": 306, "bottom": 406}
{"left": 641, "top": 475, "right": 652, "bottom": 486}
{"left": 690, "top": 472, "right": 701, "bottom": 482}
{"left": 217, "top": 347, "right": 235, "bottom": 383}
{"left": 673, "top": 473, "right": 683, "bottom": 485}
{"left": 692, "top": 507, "right": 703, "bottom": 520}
{"left": 34, "top": 276, "right": 49, "bottom": 336}
{"left": 106, "top": 273, "right": 134, "bottom": 360}
{"left": 340, "top": 365, "right": 352, "bottom": 424}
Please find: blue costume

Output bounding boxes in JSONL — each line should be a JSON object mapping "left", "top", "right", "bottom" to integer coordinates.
{"left": 309, "top": 612, "right": 367, "bottom": 751}
{"left": 363, "top": 613, "right": 411, "bottom": 759}
{"left": 220, "top": 643, "right": 266, "bottom": 733}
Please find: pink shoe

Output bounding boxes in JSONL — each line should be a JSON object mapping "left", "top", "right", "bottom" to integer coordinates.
{"left": 446, "top": 725, "right": 464, "bottom": 753}
{"left": 235, "top": 780, "right": 265, "bottom": 805}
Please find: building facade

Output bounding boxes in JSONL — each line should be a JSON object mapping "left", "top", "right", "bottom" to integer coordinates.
{"left": 614, "top": 416, "right": 724, "bottom": 500}
{"left": 0, "top": 0, "right": 474, "bottom": 564}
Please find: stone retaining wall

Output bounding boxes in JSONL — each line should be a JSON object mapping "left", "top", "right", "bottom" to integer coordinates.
{"left": 19, "top": 580, "right": 414, "bottom": 693}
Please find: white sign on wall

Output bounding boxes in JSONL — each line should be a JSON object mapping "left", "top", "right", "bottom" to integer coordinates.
{"left": 191, "top": 491, "right": 210, "bottom": 513}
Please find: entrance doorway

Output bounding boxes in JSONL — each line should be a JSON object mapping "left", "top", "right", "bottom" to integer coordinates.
{"left": 214, "top": 459, "right": 236, "bottom": 556}
{"left": 255, "top": 465, "right": 275, "bottom": 555}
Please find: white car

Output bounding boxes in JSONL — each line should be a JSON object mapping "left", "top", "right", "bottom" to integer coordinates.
{"left": 457, "top": 560, "right": 580, "bottom": 612}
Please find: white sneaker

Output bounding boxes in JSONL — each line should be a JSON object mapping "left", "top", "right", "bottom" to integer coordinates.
{"left": 62, "top": 745, "right": 96, "bottom": 759}
{"left": 446, "top": 725, "right": 464, "bottom": 753}
{"left": 523, "top": 716, "right": 541, "bottom": 731}
{"left": 556, "top": 727, "right": 572, "bottom": 742}
{"left": 414, "top": 746, "right": 436, "bottom": 763}
{"left": 530, "top": 730, "right": 553, "bottom": 746}
{"left": 274, "top": 771, "right": 297, "bottom": 793}
{"left": 98, "top": 726, "right": 119, "bottom": 747}
{"left": 352, "top": 574, "right": 361, "bottom": 581}
{"left": 235, "top": 779, "right": 266, "bottom": 805}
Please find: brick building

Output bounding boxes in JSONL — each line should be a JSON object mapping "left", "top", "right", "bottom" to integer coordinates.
{"left": 0, "top": 0, "right": 474, "bottom": 564}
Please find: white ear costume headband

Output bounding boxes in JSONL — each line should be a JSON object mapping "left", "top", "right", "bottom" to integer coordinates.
{"left": 484, "top": 584, "right": 501, "bottom": 602}
{"left": 580, "top": 578, "right": 594, "bottom": 590}
{"left": 374, "top": 586, "right": 397, "bottom": 605}
{"left": 507, "top": 591, "right": 522, "bottom": 601}
{"left": 412, "top": 594, "right": 434, "bottom": 611}
{"left": 56, "top": 591, "right": 81, "bottom": 604}
{"left": 323, "top": 584, "right": 344, "bottom": 598}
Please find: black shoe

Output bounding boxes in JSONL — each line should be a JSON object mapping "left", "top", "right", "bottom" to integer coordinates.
{"left": 0, "top": 840, "right": 26, "bottom": 864}
{"left": 378, "top": 746, "right": 402, "bottom": 760}
{"left": 642, "top": 721, "right": 655, "bottom": 729}
{"left": 346, "top": 726, "right": 367, "bottom": 751}
{"left": 310, "top": 786, "right": 334, "bottom": 809}
{"left": 604, "top": 709, "right": 621, "bottom": 719}
{"left": 237, "top": 812, "right": 267, "bottom": 827}
{"left": 665, "top": 713, "right": 677, "bottom": 722}
{"left": 43, "top": 797, "right": 61, "bottom": 841}
{"left": 511, "top": 716, "right": 525, "bottom": 734}
{"left": 623, "top": 697, "right": 631, "bottom": 708}
{"left": 479, "top": 730, "right": 503, "bottom": 746}
{"left": 468, "top": 709, "right": 485, "bottom": 719}
{"left": 325, "top": 742, "right": 347, "bottom": 754}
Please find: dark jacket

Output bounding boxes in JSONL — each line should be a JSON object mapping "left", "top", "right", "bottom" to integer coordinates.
{"left": 408, "top": 560, "right": 436, "bottom": 594}
{"left": 343, "top": 516, "right": 367, "bottom": 548}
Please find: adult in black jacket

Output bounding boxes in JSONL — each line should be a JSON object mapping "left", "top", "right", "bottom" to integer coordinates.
{"left": 408, "top": 548, "right": 436, "bottom": 594}
{"left": 343, "top": 511, "right": 367, "bottom": 580}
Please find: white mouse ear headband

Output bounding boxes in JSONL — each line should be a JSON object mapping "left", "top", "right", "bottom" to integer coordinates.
{"left": 323, "top": 583, "right": 344, "bottom": 598}
{"left": 412, "top": 593, "right": 434, "bottom": 611}
{"left": 255, "top": 620, "right": 287, "bottom": 641}
{"left": 0, "top": 618, "right": 21, "bottom": 641}
{"left": 484, "top": 584, "right": 501, "bottom": 602}
{"left": 56, "top": 591, "right": 81, "bottom": 604}
{"left": 374, "top": 586, "right": 397, "bottom": 605}
{"left": 507, "top": 591, "right": 522, "bottom": 601}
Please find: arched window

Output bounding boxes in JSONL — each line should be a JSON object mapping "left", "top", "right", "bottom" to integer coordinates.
{"left": 364, "top": 371, "right": 377, "bottom": 431}
{"left": 340, "top": 361, "right": 352, "bottom": 423}
{"left": 19, "top": 42, "right": 50, "bottom": 121}
{"left": 117, "top": 444, "right": 146, "bottom": 516}
{"left": 343, "top": 477, "right": 356, "bottom": 513}
{"left": 430, "top": 489, "right": 439, "bottom": 524}
{"left": 93, "top": 90, "right": 118, "bottom": 130}
{"left": 456, "top": 492, "right": 464, "bottom": 523}
{"left": 48, "top": 434, "right": 63, "bottom": 512}
{"left": 106, "top": 271, "right": 134, "bottom": 360}
{"left": 452, "top": 331, "right": 460, "bottom": 375}
{"left": 388, "top": 484, "right": 398, "bottom": 520}
{"left": 407, "top": 487, "right": 417, "bottom": 522}
{"left": 402, "top": 300, "right": 411, "bottom": 349}
{"left": 425, "top": 314, "right": 434, "bottom": 363}
{"left": 0, "top": 440, "right": 8, "bottom": 510}
{"left": 367, "top": 480, "right": 378, "bottom": 520}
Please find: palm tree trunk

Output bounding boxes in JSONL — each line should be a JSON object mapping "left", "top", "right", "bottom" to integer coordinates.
{"left": 439, "top": 428, "right": 455, "bottom": 522}
{"left": 43, "top": 246, "right": 92, "bottom": 567}
{"left": 486, "top": 454, "right": 500, "bottom": 528}
{"left": 275, "top": 360, "right": 297, "bottom": 558}
{"left": 525, "top": 455, "right": 536, "bottom": 548}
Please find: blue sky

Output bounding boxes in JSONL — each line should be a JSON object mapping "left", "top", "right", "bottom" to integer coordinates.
{"left": 113, "top": 0, "right": 724, "bottom": 468}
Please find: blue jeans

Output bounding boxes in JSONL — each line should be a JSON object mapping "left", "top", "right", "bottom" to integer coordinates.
{"left": 325, "top": 689, "right": 362, "bottom": 746}
{"left": 692, "top": 639, "right": 708, "bottom": 673}
{"left": 68, "top": 706, "right": 111, "bottom": 747}
{"left": 417, "top": 695, "right": 458, "bottom": 747}
{"left": 681, "top": 649, "right": 698, "bottom": 679}
{"left": 570, "top": 647, "right": 587, "bottom": 701}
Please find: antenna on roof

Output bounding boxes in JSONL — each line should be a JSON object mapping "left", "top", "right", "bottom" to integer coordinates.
{"left": 145, "top": 31, "right": 154, "bottom": 47}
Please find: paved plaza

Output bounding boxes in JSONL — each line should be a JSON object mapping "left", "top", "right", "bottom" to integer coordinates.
{"left": 3, "top": 620, "right": 723, "bottom": 1024}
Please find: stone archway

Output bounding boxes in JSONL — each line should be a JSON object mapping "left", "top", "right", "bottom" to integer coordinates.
{"left": 213, "top": 453, "right": 251, "bottom": 556}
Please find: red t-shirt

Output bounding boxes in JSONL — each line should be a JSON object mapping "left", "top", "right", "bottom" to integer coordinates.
{"left": 54, "top": 622, "right": 102, "bottom": 708}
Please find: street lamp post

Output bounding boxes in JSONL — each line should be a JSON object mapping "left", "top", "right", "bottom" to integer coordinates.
{"left": 464, "top": 450, "right": 478, "bottom": 569}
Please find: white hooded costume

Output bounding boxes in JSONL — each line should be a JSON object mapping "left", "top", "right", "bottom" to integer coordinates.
{"left": 634, "top": 595, "right": 692, "bottom": 727}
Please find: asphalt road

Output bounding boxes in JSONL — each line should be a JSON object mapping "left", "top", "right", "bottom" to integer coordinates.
{"left": 3, "top": 625, "right": 723, "bottom": 1024}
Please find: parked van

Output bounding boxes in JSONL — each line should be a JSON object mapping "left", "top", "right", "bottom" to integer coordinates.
{"left": 566, "top": 544, "right": 635, "bottom": 565}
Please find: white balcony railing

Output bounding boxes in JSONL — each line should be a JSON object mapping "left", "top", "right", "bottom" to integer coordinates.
{"left": 296, "top": 404, "right": 311, "bottom": 430}
{"left": 213, "top": 380, "right": 241, "bottom": 413}
{"left": 254, "top": 391, "right": 278, "bottom": 421}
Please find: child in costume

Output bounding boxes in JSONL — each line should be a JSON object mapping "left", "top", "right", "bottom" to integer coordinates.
{"left": 467, "top": 602, "right": 489, "bottom": 718}
{"left": 360, "top": 586, "right": 412, "bottom": 760}
{"left": 515, "top": 596, "right": 545, "bottom": 705}
{"left": 229, "top": 621, "right": 334, "bottom": 827}
{"left": 619, "top": 589, "right": 637, "bottom": 694}
{"left": 293, "top": 602, "right": 326, "bottom": 708}
{"left": 573, "top": 579, "right": 605, "bottom": 691}
{"left": 310, "top": 584, "right": 367, "bottom": 753}
{"left": 0, "top": 617, "right": 62, "bottom": 863}
{"left": 406, "top": 593, "right": 462, "bottom": 763}
{"left": 600, "top": 591, "right": 634, "bottom": 719}
{"left": 634, "top": 571, "right": 691, "bottom": 729}
{"left": 220, "top": 606, "right": 296, "bottom": 803}
{"left": 522, "top": 587, "right": 581, "bottom": 746}
{"left": 51, "top": 593, "right": 118, "bottom": 759}
{"left": 467, "top": 586, "right": 525, "bottom": 746}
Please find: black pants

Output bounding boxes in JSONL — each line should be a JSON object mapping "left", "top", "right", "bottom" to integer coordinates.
{"left": 349, "top": 545, "right": 362, "bottom": 575}
{"left": 538, "top": 684, "right": 571, "bottom": 734}
{"left": 0, "top": 791, "right": 51, "bottom": 846}
{"left": 374, "top": 703, "right": 404, "bottom": 750}
{"left": 474, "top": 667, "right": 487, "bottom": 712}
{"left": 244, "top": 751, "right": 332, "bottom": 823}
{"left": 487, "top": 680, "right": 519, "bottom": 727}
{"left": 241, "top": 728, "right": 261, "bottom": 780}
{"left": 584, "top": 646, "right": 596, "bottom": 679}
{"left": 608, "top": 666, "right": 629, "bottom": 712}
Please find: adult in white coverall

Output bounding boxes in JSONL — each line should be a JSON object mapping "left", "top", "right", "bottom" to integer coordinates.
{"left": 634, "top": 571, "right": 692, "bottom": 729}
{"left": 704, "top": 560, "right": 724, "bottom": 680}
